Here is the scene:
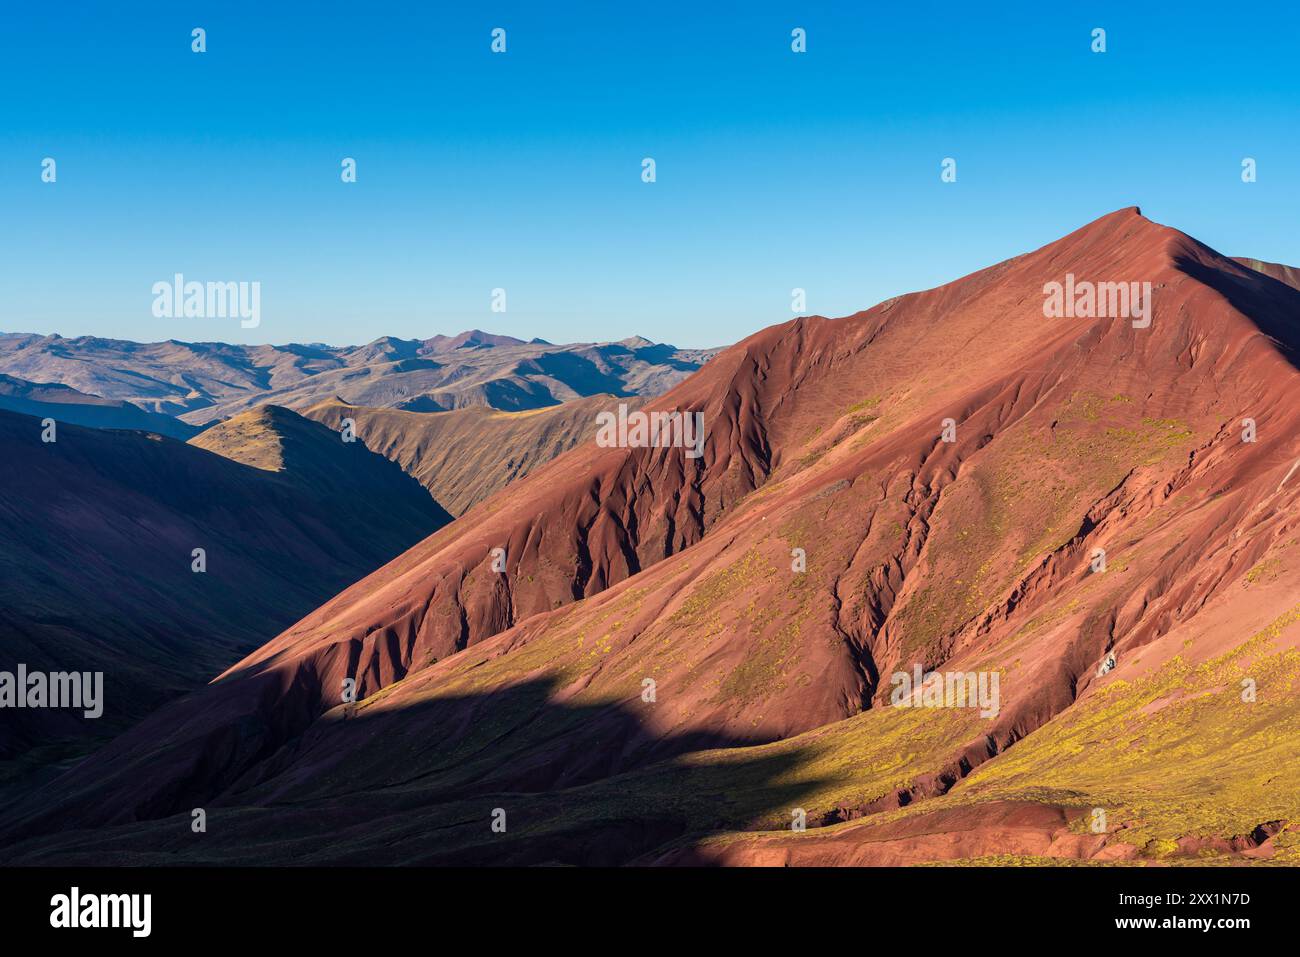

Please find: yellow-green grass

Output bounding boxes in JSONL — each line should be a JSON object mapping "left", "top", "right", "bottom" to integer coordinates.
{"left": 915, "top": 610, "right": 1300, "bottom": 857}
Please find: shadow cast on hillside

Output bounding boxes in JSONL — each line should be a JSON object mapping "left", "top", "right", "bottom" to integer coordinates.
{"left": 0, "top": 674, "right": 830, "bottom": 867}
{"left": 1177, "top": 256, "right": 1300, "bottom": 366}
{"left": 628, "top": 341, "right": 701, "bottom": 371}
{"left": 530, "top": 352, "right": 633, "bottom": 396}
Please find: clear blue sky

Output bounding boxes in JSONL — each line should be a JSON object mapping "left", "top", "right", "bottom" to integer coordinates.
{"left": 1, "top": 2, "right": 1296, "bottom": 349}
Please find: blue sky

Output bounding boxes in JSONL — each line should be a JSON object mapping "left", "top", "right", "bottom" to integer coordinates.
{"left": 1, "top": 2, "right": 1296, "bottom": 349}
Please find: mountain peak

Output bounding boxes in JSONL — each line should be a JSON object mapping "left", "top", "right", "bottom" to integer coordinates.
{"left": 617, "top": 335, "right": 658, "bottom": 349}
{"left": 189, "top": 405, "right": 306, "bottom": 472}
{"left": 1067, "top": 205, "right": 1152, "bottom": 237}
{"left": 423, "top": 329, "right": 528, "bottom": 353}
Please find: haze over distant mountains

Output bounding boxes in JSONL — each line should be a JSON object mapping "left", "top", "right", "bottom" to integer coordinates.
{"left": 0, "top": 329, "right": 719, "bottom": 426}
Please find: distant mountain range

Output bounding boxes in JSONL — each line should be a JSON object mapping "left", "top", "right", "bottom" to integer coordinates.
{"left": 0, "top": 329, "right": 719, "bottom": 426}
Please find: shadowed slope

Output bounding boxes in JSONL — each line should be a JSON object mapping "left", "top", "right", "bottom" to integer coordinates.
{"left": 0, "top": 678, "right": 830, "bottom": 866}
{"left": 0, "top": 406, "right": 450, "bottom": 796}
{"left": 0, "top": 374, "right": 198, "bottom": 439}
{"left": 189, "top": 405, "right": 453, "bottom": 530}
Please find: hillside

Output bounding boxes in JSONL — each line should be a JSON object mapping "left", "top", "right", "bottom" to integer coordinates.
{"left": 0, "top": 374, "right": 197, "bottom": 439}
{"left": 0, "top": 406, "right": 450, "bottom": 796}
{"left": 1235, "top": 257, "right": 1300, "bottom": 293}
{"left": 5, "top": 209, "right": 1299, "bottom": 865}
{"left": 300, "top": 395, "right": 648, "bottom": 515}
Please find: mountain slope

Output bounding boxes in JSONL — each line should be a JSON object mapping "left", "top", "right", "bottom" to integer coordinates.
{"left": 0, "top": 374, "right": 198, "bottom": 439}
{"left": 0, "top": 406, "right": 450, "bottom": 792}
{"left": 6, "top": 209, "right": 1300, "bottom": 865}
{"left": 300, "top": 395, "right": 648, "bottom": 515}
{"left": 1235, "top": 257, "right": 1300, "bottom": 292}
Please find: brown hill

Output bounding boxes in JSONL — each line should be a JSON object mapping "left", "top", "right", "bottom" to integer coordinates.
{"left": 300, "top": 395, "right": 647, "bottom": 516}
{"left": 1235, "top": 256, "right": 1300, "bottom": 292}
{"left": 0, "top": 406, "right": 450, "bottom": 796}
{"left": 6, "top": 209, "right": 1300, "bottom": 865}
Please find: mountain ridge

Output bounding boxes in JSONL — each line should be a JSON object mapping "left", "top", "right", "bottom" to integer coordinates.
{"left": 0, "top": 330, "right": 721, "bottom": 426}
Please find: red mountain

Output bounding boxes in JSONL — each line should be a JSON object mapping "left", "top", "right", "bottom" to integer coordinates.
{"left": 5, "top": 209, "right": 1299, "bottom": 866}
